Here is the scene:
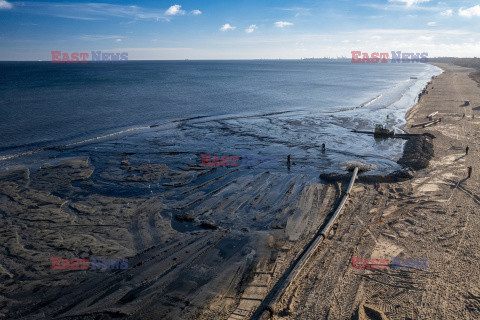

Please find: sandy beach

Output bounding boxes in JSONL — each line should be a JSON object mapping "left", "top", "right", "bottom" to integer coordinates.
{"left": 1, "top": 62, "right": 480, "bottom": 320}
{"left": 265, "top": 62, "right": 480, "bottom": 319}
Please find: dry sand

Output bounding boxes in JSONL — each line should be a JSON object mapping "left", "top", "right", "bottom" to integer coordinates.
{"left": 1, "top": 63, "right": 480, "bottom": 320}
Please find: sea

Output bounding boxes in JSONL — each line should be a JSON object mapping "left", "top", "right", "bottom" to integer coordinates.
{"left": 0, "top": 60, "right": 442, "bottom": 175}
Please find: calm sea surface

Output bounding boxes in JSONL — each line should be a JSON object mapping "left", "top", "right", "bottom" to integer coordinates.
{"left": 0, "top": 60, "right": 442, "bottom": 173}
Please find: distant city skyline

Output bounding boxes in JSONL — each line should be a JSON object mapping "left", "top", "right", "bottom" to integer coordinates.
{"left": 1, "top": 0, "right": 480, "bottom": 60}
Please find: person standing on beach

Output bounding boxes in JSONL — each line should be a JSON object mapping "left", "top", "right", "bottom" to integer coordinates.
{"left": 468, "top": 166, "right": 472, "bottom": 178}
{"left": 466, "top": 146, "right": 469, "bottom": 155}
{"left": 287, "top": 155, "right": 291, "bottom": 171}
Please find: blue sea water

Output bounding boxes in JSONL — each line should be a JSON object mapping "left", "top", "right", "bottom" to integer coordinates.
{"left": 0, "top": 60, "right": 442, "bottom": 173}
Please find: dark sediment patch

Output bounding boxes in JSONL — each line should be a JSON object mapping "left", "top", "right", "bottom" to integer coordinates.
{"left": 320, "top": 134, "right": 434, "bottom": 183}
{"left": 199, "top": 220, "right": 219, "bottom": 230}
{"left": 320, "top": 167, "right": 415, "bottom": 184}
{"left": 397, "top": 134, "right": 435, "bottom": 171}
{"left": 175, "top": 212, "right": 196, "bottom": 222}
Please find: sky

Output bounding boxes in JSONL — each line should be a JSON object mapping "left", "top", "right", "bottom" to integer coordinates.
{"left": 0, "top": 0, "right": 480, "bottom": 60}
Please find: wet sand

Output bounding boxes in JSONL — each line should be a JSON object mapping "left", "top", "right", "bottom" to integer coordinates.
{"left": 1, "top": 63, "right": 479, "bottom": 320}
{"left": 0, "top": 143, "right": 329, "bottom": 319}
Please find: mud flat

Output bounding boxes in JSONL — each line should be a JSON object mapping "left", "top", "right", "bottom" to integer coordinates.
{"left": 2, "top": 63, "right": 479, "bottom": 320}
{"left": 0, "top": 148, "right": 336, "bottom": 319}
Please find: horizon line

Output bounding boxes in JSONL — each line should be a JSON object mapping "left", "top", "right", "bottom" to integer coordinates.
{"left": 0, "top": 56, "right": 477, "bottom": 62}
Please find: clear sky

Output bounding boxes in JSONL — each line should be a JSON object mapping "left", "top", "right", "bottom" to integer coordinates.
{"left": 0, "top": 0, "right": 480, "bottom": 60}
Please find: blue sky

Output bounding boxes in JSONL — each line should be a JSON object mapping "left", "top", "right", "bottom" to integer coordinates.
{"left": 0, "top": 0, "right": 480, "bottom": 60}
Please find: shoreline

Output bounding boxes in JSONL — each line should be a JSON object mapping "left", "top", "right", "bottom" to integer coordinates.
{"left": 320, "top": 64, "right": 443, "bottom": 183}
{"left": 1, "top": 62, "right": 440, "bottom": 177}
{"left": 404, "top": 62, "right": 445, "bottom": 126}
{"left": 275, "top": 62, "right": 480, "bottom": 319}
{"left": 1, "top": 63, "right": 476, "bottom": 319}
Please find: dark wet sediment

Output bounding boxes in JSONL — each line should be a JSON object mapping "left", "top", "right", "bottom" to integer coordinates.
{"left": 320, "top": 134, "right": 435, "bottom": 183}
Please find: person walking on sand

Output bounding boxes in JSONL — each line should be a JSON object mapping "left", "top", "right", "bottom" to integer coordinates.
{"left": 322, "top": 143, "right": 326, "bottom": 152}
{"left": 468, "top": 166, "right": 472, "bottom": 178}
{"left": 466, "top": 146, "right": 469, "bottom": 155}
{"left": 287, "top": 154, "right": 291, "bottom": 171}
